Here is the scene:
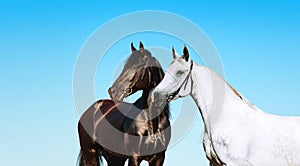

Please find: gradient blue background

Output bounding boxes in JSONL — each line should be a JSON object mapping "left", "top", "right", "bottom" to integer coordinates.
{"left": 1, "top": 1, "right": 300, "bottom": 165}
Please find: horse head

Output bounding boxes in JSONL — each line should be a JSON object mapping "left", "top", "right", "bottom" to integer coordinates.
{"left": 108, "top": 42, "right": 164, "bottom": 102}
{"left": 152, "top": 45, "right": 193, "bottom": 105}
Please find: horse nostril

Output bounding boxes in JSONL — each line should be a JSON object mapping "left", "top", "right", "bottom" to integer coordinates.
{"left": 153, "top": 92, "right": 160, "bottom": 99}
{"left": 152, "top": 92, "right": 167, "bottom": 108}
{"left": 108, "top": 88, "right": 112, "bottom": 95}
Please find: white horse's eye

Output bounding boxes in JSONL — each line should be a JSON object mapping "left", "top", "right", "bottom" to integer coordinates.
{"left": 176, "top": 70, "right": 185, "bottom": 76}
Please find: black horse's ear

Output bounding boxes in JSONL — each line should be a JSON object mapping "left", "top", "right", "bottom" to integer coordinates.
{"left": 139, "top": 41, "right": 144, "bottom": 53}
{"left": 131, "top": 42, "right": 136, "bottom": 52}
{"left": 183, "top": 45, "right": 189, "bottom": 62}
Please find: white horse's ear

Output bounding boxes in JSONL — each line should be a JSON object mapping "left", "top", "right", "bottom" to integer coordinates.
{"left": 183, "top": 45, "right": 189, "bottom": 62}
{"left": 172, "top": 46, "right": 179, "bottom": 59}
{"left": 131, "top": 42, "right": 136, "bottom": 52}
{"left": 139, "top": 41, "right": 144, "bottom": 53}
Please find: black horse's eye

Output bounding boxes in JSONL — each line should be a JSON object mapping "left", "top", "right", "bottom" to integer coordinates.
{"left": 125, "top": 88, "right": 132, "bottom": 94}
{"left": 176, "top": 70, "right": 184, "bottom": 76}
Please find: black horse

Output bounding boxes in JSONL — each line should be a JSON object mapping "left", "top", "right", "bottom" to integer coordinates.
{"left": 77, "top": 42, "right": 171, "bottom": 166}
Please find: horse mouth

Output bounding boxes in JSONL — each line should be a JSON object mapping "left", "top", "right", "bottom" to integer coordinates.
{"left": 108, "top": 88, "right": 122, "bottom": 101}
{"left": 108, "top": 87, "right": 113, "bottom": 98}
{"left": 110, "top": 94, "right": 125, "bottom": 102}
{"left": 152, "top": 97, "right": 167, "bottom": 108}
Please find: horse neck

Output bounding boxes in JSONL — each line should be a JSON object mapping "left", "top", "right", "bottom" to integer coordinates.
{"left": 133, "top": 84, "right": 157, "bottom": 108}
{"left": 133, "top": 89, "right": 151, "bottom": 109}
{"left": 148, "top": 101, "right": 169, "bottom": 135}
{"left": 146, "top": 62, "right": 169, "bottom": 133}
{"left": 190, "top": 64, "right": 244, "bottom": 132}
{"left": 147, "top": 85, "right": 169, "bottom": 134}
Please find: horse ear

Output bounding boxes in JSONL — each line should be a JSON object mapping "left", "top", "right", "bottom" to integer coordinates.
{"left": 172, "top": 46, "right": 179, "bottom": 59}
{"left": 183, "top": 45, "right": 189, "bottom": 62}
{"left": 139, "top": 41, "right": 144, "bottom": 53}
{"left": 131, "top": 42, "right": 136, "bottom": 52}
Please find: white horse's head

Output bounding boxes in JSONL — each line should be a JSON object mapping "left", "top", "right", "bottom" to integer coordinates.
{"left": 152, "top": 45, "right": 193, "bottom": 104}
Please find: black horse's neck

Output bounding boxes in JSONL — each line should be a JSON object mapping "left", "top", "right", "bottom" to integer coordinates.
{"left": 132, "top": 62, "right": 170, "bottom": 135}
{"left": 133, "top": 89, "right": 151, "bottom": 109}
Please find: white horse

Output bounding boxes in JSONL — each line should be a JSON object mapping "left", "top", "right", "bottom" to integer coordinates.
{"left": 151, "top": 46, "right": 300, "bottom": 166}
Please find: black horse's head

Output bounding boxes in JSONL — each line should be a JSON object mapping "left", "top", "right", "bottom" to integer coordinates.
{"left": 108, "top": 42, "right": 164, "bottom": 102}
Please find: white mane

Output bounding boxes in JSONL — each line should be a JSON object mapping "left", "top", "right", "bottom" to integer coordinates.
{"left": 206, "top": 66, "right": 256, "bottom": 109}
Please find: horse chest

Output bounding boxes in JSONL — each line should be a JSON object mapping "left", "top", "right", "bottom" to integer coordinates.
{"left": 203, "top": 132, "right": 225, "bottom": 164}
{"left": 203, "top": 130, "right": 252, "bottom": 165}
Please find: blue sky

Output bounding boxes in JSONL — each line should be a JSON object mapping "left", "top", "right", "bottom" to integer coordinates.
{"left": 0, "top": 1, "right": 300, "bottom": 165}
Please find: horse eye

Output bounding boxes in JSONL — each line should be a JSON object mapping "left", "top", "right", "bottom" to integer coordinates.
{"left": 126, "top": 88, "right": 132, "bottom": 93}
{"left": 176, "top": 70, "right": 184, "bottom": 76}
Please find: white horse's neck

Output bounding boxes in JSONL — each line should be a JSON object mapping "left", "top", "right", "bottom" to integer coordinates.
{"left": 190, "top": 64, "right": 251, "bottom": 133}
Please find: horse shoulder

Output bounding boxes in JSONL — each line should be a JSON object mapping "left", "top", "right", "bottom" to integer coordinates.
{"left": 209, "top": 111, "right": 255, "bottom": 165}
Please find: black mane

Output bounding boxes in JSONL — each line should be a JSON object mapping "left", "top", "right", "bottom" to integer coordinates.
{"left": 148, "top": 56, "right": 170, "bottom": 119}
{"left": 125, "top": 49, "right": 170, "bottom": 119}
{"left": 125, "top": 49, "right": 152, "bottom": 69}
